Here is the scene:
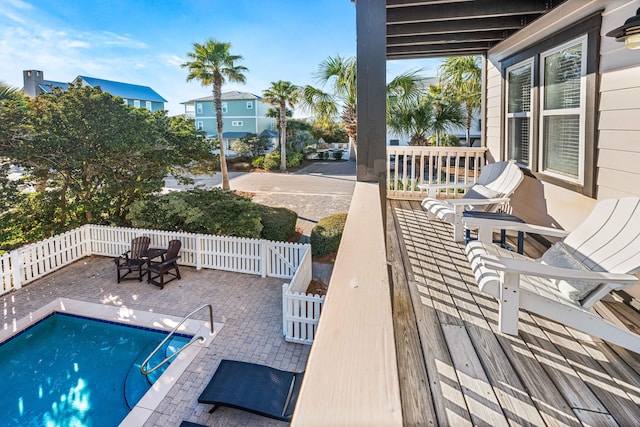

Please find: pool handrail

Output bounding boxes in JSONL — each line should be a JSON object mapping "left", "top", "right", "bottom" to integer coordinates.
{"left": 140, "top": 304, "right": 215, "bottom": 376}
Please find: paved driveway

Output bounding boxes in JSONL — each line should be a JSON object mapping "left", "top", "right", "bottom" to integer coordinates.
{"left": 164, "top": 160, "right": 357, "bottom": 241}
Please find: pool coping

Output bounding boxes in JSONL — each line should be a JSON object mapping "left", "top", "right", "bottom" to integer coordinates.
{"left": 1, "top": 297, "right": 223, "bottom": 427}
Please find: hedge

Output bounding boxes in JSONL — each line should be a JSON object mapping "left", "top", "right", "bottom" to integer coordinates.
{"left": 310, "top": 213, "right": 348, "bottom": 258}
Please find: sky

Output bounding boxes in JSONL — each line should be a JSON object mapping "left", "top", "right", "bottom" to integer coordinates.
{"left": 0, "top": 0, "right": 442, "bottom": 116}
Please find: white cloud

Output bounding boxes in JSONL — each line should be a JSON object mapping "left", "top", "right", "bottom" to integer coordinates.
{"left": 101, "top": 31, "right": 147, "bottom": 49}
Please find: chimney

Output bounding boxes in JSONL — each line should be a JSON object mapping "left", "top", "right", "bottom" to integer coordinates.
{"left": 23, "top": 70, "right": 44, "bottom": 97}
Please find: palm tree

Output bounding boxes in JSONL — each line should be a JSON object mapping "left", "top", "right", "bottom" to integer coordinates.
{"left": 300, "top": 55, "right": 424, "bottom": 155}
{"left": 439, "top": 56, "right": 482, "bottom": 145}
{"left": 262, "top": 81, "right": 300, "bottom": 170}
{"left": 0, "top": 82, "right": 23, "bottom": 103}
{"left": 182, "top": 39, "right": 248, "bottom": 190}
{"left": 387, "top": 98, "right": 433, "bottom": 146}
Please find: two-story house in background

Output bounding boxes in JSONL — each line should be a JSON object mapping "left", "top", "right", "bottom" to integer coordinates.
{"left": 22, "top": 70, "right": 167, "bottom": 112}
{"left": 182, "top": 91, "right": 278, "bottom": 155}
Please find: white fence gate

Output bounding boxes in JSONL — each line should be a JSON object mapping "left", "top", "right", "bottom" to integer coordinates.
{"left": 282, "top": 248, "right": 325, "bottom": 345}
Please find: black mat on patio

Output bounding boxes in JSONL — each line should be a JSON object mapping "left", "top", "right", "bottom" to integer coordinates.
{"left": 197, "top": 359, "right": 304, "bottom": 422}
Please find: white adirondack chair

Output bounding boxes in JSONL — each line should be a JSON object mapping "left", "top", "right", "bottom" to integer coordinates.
{"left": 419, "top": 160, "right": 524, "bottom": 242}
{"left": 464, "top": 197, "right": 640, "bottom": 353}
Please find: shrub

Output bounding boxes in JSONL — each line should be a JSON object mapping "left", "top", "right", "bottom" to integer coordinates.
{"left": 318, "top": 151, "right": 329, "bottom": 160}
{"left": 286, "top": 152, "right": 305, "bottom": 168}
{"left": 263, "top": 152, "right": 281, "bottom": 170}
{"left": 331, "top": 150, "right": 344, "bottom": 160}
{"left": 257, "top": 205, "right": 298, "bottom": 241}
{"left": 251, "top": 156, "right": 265, "bottom": 169}
{"left": 127, "top": 188, "right": 263, "bottom": 238}
{"left": 427, "top": 133, "right": 460, "bottom": 147}
{"left": 310, "top": 213, "right": 348, "bottom": 258}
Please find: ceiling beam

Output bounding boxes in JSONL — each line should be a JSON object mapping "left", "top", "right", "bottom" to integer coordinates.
{"left": 387, "top": 31, "right": 506, "bottom": 46}
{"left": 387, "top": 0, "right": 471, "bottom": 7}
{"left": 388, "top": 49, "right": 488, "bottom": 60}
{"left": 388, "top": 41, "right": 494, "bottom": 55}
{"left": 387, "top": 0, "right": 550, "bottom": 25}
{"left": 386, "top": 16, "right": 526, "bottom": 37}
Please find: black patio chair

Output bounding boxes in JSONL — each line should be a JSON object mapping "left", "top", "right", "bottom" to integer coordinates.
{"left": 147, "top": 239, "right": 181, "bottom": 289}
{"left": 114, "top": 236, "right": 151, "bottom": 283}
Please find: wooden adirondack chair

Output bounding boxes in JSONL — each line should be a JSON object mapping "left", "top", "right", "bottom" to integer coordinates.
{"left": 464, "top": 197, "right": 640, "bottom": 353}
{"left": 147, "top": 239, "right": 181, "bottom": 289}
{"left": 420, "top": 160, "right": 524, "bottom": 242}
{"left": 114, "top": 236, "right": 151, "bottom": 283}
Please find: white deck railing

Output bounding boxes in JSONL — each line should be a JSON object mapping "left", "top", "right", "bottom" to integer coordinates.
{"left": 387, "top": 146, "right": 488, "bottom": 200}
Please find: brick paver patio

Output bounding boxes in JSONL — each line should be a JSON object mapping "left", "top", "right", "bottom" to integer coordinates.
{"left": 1, "top": 255, "right": 310, "bottom": 426}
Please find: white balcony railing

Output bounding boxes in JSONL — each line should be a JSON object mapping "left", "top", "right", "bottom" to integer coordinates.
{"left": 387, "top": 146, "right": 488, "bottom": 200}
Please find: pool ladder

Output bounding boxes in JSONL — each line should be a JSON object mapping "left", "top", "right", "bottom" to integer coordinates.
{"left": 140, "top": 304, "right": 215, "bottom": 376}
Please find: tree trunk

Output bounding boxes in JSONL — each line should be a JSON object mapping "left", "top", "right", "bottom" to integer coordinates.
{"left": 465, "top": 103, "right": 472, "bottom": 145}
{"left": 280, "top": 100, "right": 287, "bottom": 171}
{"left": 213, "top": 75, "right": 230, "bottom": 190}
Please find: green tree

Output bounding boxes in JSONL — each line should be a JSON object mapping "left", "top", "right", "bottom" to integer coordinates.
{"left": 230, "top": 133, "right": 272, "bottom": 157}
{"left": 182, "top": 39, "right": 248, "bottom": 190}
{"left": 1, "top": 83, "right": 211, "bottom": 239}
{"left": 262, "top": 81, "right": 300, "bottom": 170}
{"left": 439, "top": 56, "right": 482, "bottom": 145}
{"left": 387, "top": 98, "right": 433, "bottom": 146}
{"left": 300, "top": 55, "right": 424, "bottom": 153}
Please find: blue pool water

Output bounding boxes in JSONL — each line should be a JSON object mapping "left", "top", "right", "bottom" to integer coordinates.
{"left": 0, "top": 312, "right": 191, "bottom": 427}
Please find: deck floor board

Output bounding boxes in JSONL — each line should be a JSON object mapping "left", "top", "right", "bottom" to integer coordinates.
{"left": 388, "top": 200, "right": 640, "bottom": 427}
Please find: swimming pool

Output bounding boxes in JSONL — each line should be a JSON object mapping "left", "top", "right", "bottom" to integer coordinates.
{"left": 0, "top": 312, "right": 192, "bottom": 427}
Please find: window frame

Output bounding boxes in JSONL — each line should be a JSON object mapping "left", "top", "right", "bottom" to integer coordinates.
{"left": 500, "top": 12, "right": 601, "bottom": 197}
{"left": 222, "top": 102, "right": 228, "bottom": 113}
{"left": 504, "top": 57, "right": 534, "bottom": 169}
{"left": 145, "top": 100, "right": 152, "bottom": 111}
{"left": 196, "top": 121, "right": 204, "bottom": 131}
{"left": 133, "top": 100, "right": 140, "bottom": 108}
{"left": 232, "top": 120, "right": 243, "bottom": 127}
{"left": 246, "top": 101, "right": 253, "bottom": 110}
{"left": 196, "top": 103, "right": 203, "bottom": 114}
{"left": 538, "top": 35, "right": 588, "bottom": 185}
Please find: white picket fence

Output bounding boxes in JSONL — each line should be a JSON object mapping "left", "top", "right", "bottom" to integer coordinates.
{"left": 282, "top": 248, "right": 325, "bottom": 345}
{"left": 0, "top": 224, "right": 324, "bottom": 343}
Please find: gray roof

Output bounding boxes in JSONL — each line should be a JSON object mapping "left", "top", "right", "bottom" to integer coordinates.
{"left": 183, "top": 91, "right": 261, "bottom": 104}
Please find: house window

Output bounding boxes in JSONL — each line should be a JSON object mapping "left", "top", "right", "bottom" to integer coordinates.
{"left": 123, "top": 98, "right": 128, "bottom": 105}
{"left": 505, "top": 59, "right": 533, "bottom": 167}
{"left": 197, "top": 121, "right": 204, "bottom": 131}
{"left": 196, "top": 103, "right": 203, "bottom": 114}
{"left": 232, "top": 121, "right": 243, "bottom": 127}
{"left": 146, "top": 101, "right": 152, "bottom": 111}
{"left": 501, "top": 12, "right": 599, "bottom": 197}
{"left": 246, "top": 101, "right": 253, "bottom": 109}
{"left": 539, "top": 37, "right": 586, "bottom": 183}
{"left": 134, "top": 100, "right": 140, "bottom": 108}
{"left": 222, "top": 102, "right": 228, "bottom": 113}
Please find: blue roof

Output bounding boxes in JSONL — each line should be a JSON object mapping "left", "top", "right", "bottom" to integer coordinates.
{"left": 38, "top": 80, "right": 68, "bottom": 92}
{"left": 77, "top": 76, "right": 167, "bottom": 103}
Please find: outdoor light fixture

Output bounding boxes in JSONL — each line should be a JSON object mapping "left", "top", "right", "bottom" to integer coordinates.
{"left": 606, "top": 7, "right": 640, "bottom": 49}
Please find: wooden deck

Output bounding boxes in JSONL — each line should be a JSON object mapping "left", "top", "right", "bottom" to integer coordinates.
{"left": 388, "top": 200, "right": 640, "bottom": 427}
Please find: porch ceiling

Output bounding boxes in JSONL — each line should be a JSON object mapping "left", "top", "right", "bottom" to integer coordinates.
{"left": 386, "top": 0, "right": 566, "bottom": 59}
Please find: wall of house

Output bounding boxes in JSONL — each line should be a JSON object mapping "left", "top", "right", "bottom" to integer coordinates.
{"left": 194, "top": 98, "right": 276, "bottom": 138}
{"left": 485, "top": 0, "right": 640, "bottom": 229}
